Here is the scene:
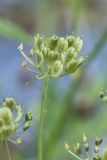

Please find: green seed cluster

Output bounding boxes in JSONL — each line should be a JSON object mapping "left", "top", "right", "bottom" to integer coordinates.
{"left": 0, "top": 97, "right": 32, "bottom": 141}
{"left": 65, "top": 134, "right": 107, "bottom": 160}
{"left": 18, "top": 34, "right": 85, "bottom": 79}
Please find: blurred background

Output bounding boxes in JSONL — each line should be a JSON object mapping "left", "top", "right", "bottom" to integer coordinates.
{"left": 0, "top": 0, "right": 107, "bottom": 159}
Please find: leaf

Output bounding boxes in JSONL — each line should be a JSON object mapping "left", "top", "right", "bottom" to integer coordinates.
{"left": 0, "top": 18, "right": 31, "bottom": 42}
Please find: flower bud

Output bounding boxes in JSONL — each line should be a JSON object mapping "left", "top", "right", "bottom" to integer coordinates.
{"left": 47, "top": 35, "right": 59, "bottom": 50}
{"left": 52, "top": 60, "right": 63, "bottom": 77}
{"left": 72, "top": 37, "right": 83, "bottom": 53}
{"left": 57, "top": 37, "right": 68, "bottom": 51}
{"left": 74, "top": 143, "right": 82, "bottom": 156}
{"left": 3, "top": 97, "right": 17, "bottom": 111}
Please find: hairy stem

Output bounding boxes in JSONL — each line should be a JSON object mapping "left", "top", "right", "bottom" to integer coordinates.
{"left": 38, "top": 78, "right": 49, "bottom": 160}
{"left": 3, "top": 140, "right": 12, "bottom": 160}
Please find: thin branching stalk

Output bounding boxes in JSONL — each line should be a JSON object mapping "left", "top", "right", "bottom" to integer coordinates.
{"left": 38, "top": 78, "right": 49, "bottom": 160}
{"left": 66, "top": 149, "right": 82, "bottom": 160}
{"left": 3, "top": 140, "right": 12, "bottom": 160}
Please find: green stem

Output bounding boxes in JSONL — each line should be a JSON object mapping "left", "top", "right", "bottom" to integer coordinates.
{"left": 3, "top": 140, "right": 12, "bottom": 160}
{"left": 38, "top": 78, "right": 49, "bottom": 160}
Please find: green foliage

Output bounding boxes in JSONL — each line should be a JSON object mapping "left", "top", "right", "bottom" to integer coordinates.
{"left": 0, "top": 18, "right": 31, "bottom": 42}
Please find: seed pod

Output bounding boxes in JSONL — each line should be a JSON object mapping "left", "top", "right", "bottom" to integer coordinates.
{"left": 47, "top": 35, "right": 59, "bottom": 50}
{"left": 95, "top": 137, "right": 102, "bottom": 146}
{"left": 3, "top": 97, "right": 17, "bottom": 111}
{"left": 65, "top": 47, "right": 77, "bottom": 63}
{"left": 57, "top": 37, "right": 68, "bottom": 51}
{"left": 34, "top": 34, "right": 43, "bottom": 50}
{"left": 64, "top": 59, "right": 78, "bottom": 74}
{"left": 72, "top": 37, "right": 83, "bottom": 53}
{"left": 52, "top": 60, "right": 63, "bottom": 77}
{"left": 74, "top": 143, "right": 82, "bottom": 156}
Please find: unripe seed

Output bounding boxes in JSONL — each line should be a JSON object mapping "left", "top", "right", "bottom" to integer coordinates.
{"left": 65, "top": 47, "right": 77, "bottom": 63}
{"left": 64, "top": 59, "right": 78, "bottom": 74}
{"left": 66, "top": 36, "right": 75, "bottom": 47}
{"left": 36, "top": 50, "right": 44, "bottom": 67}
{"left": 34, "top": 34, "right": 43, "bottom": 50}
{"left": 0, "top": 107, "right": 12, "bottom": 124}
{"left": 72, "top": 37, "right": 83, "bottom": 53}
{"left": 46, "top": 50, "right": 60, "bottom": 65}
{"left": 52, "top": 60, "right": 63, "bottom": 77}
{"left": 3, "top": 97, "right": 17, "bottom": 111}
{"left": 57, "top": 37, "right": 68, "bottom": 51}
{"left": 47, "top": 35, "right": 58, "bottom": 50}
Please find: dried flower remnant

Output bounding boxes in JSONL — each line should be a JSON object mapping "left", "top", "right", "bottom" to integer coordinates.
{"left": 18, "top": 34, "right": 85, "bottom": 80}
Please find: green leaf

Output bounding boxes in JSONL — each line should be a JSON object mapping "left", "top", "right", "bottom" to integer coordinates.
{"left": 0, "top": 18, "right": 31, "bottom": 42}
